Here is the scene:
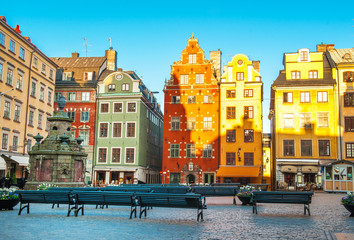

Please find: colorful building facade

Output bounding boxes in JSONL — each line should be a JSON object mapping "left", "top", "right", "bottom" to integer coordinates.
{"left": 0, "top": 17, "right": 57, "bottom": 179}
{"left": 162, "top": 35, "right": 221, "bottom": 184}
{"left": 95, "top": 70, "right": 163, "bottom": 185}
{"left": 218, "top": 54, "right": 263, "bottom": 184}
{"left": 270, "top": 44, "right": 338, "bottom": 189}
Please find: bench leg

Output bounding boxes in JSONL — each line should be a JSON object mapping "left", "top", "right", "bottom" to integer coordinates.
{"left": 252, "top": 203, "right": 257, "bottom": 214}
{"left": 130, "top": 205, "right": 137, "bottom": 219}
{"left": 19, "top": 202, "right": 29, "bottom": 215}
{"left": 304, "top": 204, "right": 310, "bottom": 216}
{"left": 233, "top": 196, "right": 236, "bottom": 205}
{"left": 197, "top": 208, "right": 203, "bottom": 222}
{"left": 139, "top": 206, "right": 147, "bottom": 218}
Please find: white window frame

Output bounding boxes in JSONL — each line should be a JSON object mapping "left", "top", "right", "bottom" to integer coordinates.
{"left": 187, "top": 117, "right": 196, "bottom": 131}
{"left": 113, "top": 102, "right": 123, "bottom": 113}
{"left": 80, "top": 111, "right": 89, "bottom": 122}
{"left": 188, "top": 96, "right": 196, "bottom": 104}
{"left": 300, "top": 112, "right": 312, "bottom": 128}
{"left": 6, "top": 66, "right": 14, "bottom": 86}
{"left": 3, "top": 98, "right": 11, "bottom": 119}
{"left": 283, "top": 113, "right": 294, "bottom": 128}
{"left": 0, "top": 31, "right": 5, "bottom": 46}
{"left": 300, "top": 91, "right": 310, "bottom": 103}
{"left": 14, "top": 104, "right": 21, "bottom": 122}
{"left": 82, "top": 92, "right": 90, "bottom": 101}
{"left": 204, "top": 95, "right": 212, "bottom": 103}
{"left": 33, "top": 56, "right": 38, "bottom": 69}
{"left": 39, "top": 84, "right": 45, "bottom": 101}
{"left": 121, "top": 83, "right": 130, "bottom": 91}
{"left": 9, "top": 39, "right": 15, "bottom": 52}
{"left": 83, "top": 72, "right": 92, "bottom": 81}
{"left": 47, "top": 88, "right": 53, "bottom": 105}
{"left": 126, "top": 121, "right": 136, "bottom": 138}
{"left": 111, "top": 147, "right": 122, "bottom": 164}
{"left": 63, "top": 72, "right": 72, "bottom": 81}
{"left": 317, "top": 112, "right": 329, "bottom": 128}
{"left": 189, "top": 54, "right": 196, "bottom": 64}
{"left": 30, "top": 78, "right": 37, "bottom": 97}
{"left": 16, "top": 71, "right": 23, "bottom": 90}
{"left": 1, "top": 131, "right": 9, "bottom": 150}
{"left": 98, "top": 122, "right": 109, "bottom": 138}
{"left": 38, "top": 112, "right": 43, "bottom": 129}
{"left": 97, "top": 147, "right": 108, "bottom": 163}
{"left": 0, "top": 60, "right": 4, "bottom": 82}
{"left": 203, "top": 144, "right": 213, "bottom": 158}
{"left": 41, "top": 63, "right": 46, "bottom": 75}
{"left": 28, "top": 108, "right": 35, "bottom": 126}
{"left": 127, "top": 102, "right": 137, "bottom": 113}
{"left": 180, "top": 74, "right": 189, "bottom": 85}
{"left": 203, "top": 117, "right": 212, "bottom": 130}
{"left": 291, "top": 71, "right": 301, "bottom": 80}
{"left": 100, "top": 102, "right": 110, "bottom": 114}
{"left": 170, "top": 144, "right": 180, "bottom": 158}
{"left": 186, "top": 144, "right": 196, "bottom": 158}
{"left": 196, "top": 74, "right": 204, "bottom": 84}
{"left": 112, "top": 122, "right": 123, "bottom": 138}
{"left": 19, "top": 46, "right": 25, "bottom": 60}
{"left": 12, "top": 134, "right": 19, "bottom": 152}
{"left": 125, "top": 147, "right": 136, "bottom": 164}
{"left": 171, "top": 117, "right": 180, "bottom": 130}
{"left": 49, "top": 68, "right": 54, "bottom": 80}
{"left": 317, "top": 91, "right": 328, "bottom": 103}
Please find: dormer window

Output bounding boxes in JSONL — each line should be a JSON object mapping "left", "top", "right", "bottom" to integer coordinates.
{"left": 108, "top": 84, "right": 116, "bottom": 91}
{"left": 298, "top": 48, "right": 310, "bottom": 62}
{"left": 291, "top": 71, "right": 301, "bottom": 80}
{"left": 309, "top": 70, "right": 318, "bottom": 79}
{"left": 189, "top": 54, "right": 196, "bottom": 64}
{"left": 344, "top": 72, "right": 354, "bottom": 82}
{"left": 63, "top": 72, "right": 72, "bottom": 81}
{"left": 83, "top": 72, "right": 92, "bottom": 81}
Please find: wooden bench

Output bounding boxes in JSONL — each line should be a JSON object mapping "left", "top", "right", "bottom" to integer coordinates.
{"left": 191, "top": 186, "right": 239, "bottom": 205}
{"left": 16, "top": 190, "right": 75, "bottom": 216}
{"left": 135, "top": 193, "right": 206, "bottom": 221}
{"left": 102, "top": 186, "right": 152, "bottom": 193}
{"left": 251, "top": 191, "right": 314, "bottom": 215}
{"left": 71, "top": 191, "right": 138, "bottom": 218}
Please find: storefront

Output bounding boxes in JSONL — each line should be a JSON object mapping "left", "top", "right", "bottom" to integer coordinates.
{"left": 324, "top": 160, "right": 354, "bottom": 192}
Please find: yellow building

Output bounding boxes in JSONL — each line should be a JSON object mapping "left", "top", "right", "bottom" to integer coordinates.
{"left": 217, "top": 54, "right": 263, "bottom": 184}
{"left": 269, "top": 44, "right": 338, "bottom": 189}
{"left": 0, "top": 17, "right": 57, "bottom": 181}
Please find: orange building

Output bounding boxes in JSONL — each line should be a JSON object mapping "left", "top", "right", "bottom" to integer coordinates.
{"left": 162, "top": 35, "right": 221, "bottom": 184}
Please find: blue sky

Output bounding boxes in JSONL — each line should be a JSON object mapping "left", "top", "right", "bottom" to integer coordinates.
{"left": 2, "top": 1, "right": 353, "bottom": 132}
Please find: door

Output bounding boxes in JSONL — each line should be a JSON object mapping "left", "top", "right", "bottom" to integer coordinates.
{"left": 74, "top": 160, "right": 83, "bottom": 182}
{"left": 96, "top": 171, "right": 106, "bottom": 186}
{"left": 187, "top": 174, "right": 195, "bottom": 184}
{"left": 203, "top": 173, "right": 214, "bottom": 184}
{"left": 124, "top": 172, "right": 133, "bottom": 184}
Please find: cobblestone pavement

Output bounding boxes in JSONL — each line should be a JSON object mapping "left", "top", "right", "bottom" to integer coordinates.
{"left": 1, "top": 192, "right": 353, "bottom": 240}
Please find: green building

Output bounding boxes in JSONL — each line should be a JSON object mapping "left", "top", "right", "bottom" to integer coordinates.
{"left": 94, "top": 70, "right": 163, "bottom": 185}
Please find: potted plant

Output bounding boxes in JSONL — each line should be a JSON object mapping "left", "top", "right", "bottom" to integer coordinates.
{"left": 0, "top": 187, "right": 19, "bottom": 210}
{"left": 341, "top": 192, "right": 354, "bottom": 217}
{"left": 237, "top": 185, "right": 256, "bottom": 205}
{"left": 37, "top": 183, "right": 58, "bottom": 190}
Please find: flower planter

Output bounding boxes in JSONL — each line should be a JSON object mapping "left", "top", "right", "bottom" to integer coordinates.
{"left": 343, "top": 204, "right": 354, "bottom": 217}
{"left": 237, "top": 196, "right": 251, "bottom": 205}
{"left": 0, "top": 199, "right": 19, "bottom": 210}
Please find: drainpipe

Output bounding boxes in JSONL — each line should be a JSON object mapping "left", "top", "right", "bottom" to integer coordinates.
{"left": 336, "top": 66, "right": 342, "bottom": 161}
{"left": 92, "top": 83, "right": 99, "bottom": 186}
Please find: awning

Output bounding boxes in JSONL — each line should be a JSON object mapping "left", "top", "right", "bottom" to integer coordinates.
{"left": 216, "top": 166, "right": 260, "bottom": 177}
{"left": 0, "top": 154, "right": 29, "bottom": 167}
{"left": 301, "top": 166, "right": 319, "bottom": 173}
{"left": 0, "top": 157, "right": 6, "bottom": 170}
{"left": 280, "top": 165, "right": 297, "bottom": 173}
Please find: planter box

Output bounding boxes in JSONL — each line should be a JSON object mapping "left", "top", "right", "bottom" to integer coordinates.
{"left": 343, "top": 204, "right": 354, "bottom": 217}
{"left": 0, "top": 199, "right": 19, "bottom": 210}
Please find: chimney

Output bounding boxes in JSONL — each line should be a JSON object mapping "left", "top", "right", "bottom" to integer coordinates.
{"left": 14, "top": 24, "right": 22, "bottom": 34}
{"left": 210, "top": 49, "right": 222, "bottom": 80}
{"left": 72, "top": 52, "right": 79, "bottom": 58}
{"left": 0, "top": 16, "right": 6, "bottom": 23}
{"left": 105, "top": 47, "right": 117, "bottom": 71}
{"left": 317, "top": 43, "right": 335, "bottom": 52}
{"left": 252, "top": 61, "right": 260, "bottom": 72}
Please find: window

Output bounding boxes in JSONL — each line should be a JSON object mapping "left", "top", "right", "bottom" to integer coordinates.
{"left": 27, "top": 139, "right": 32, "bottom": 152}
{"left": 226, "top": 153, "right": 235, "bottom": 165}
{"left": 344, "top": 72, "right": 354, "bottom": 82}
{"left": 244, "top": 153, "right": 254, "bottom": 166}
{"left": 38, "top": 112, "right": 43, "bottom": 129}
{"left": 3, "top": 99, "right": 11, "bottom": 119}
{"left": 309, "top": 70, "right": 318, "bottom": 79}
{"left": 63, "top": 72, "right": 72, "bottom": 81}
{"left": 189, "top": 54, "right": 196, "bottom": 64}
{"left": 47, "top": 89, "right": 52, "bottom": 105}
{"left": 126, "top": 148, "right": 135, "bottom": 163}
{"left": 300, "top": 51, "right": 308, "bottom": 61}
{"left": 0, "top": 32, "right": 5, "bottom": 46}
{"left": 55, "top": 92, "right": 61, "bottom": 102}
{"left": 172, "top": 96, "right": 180, "bottom": 104}
{"left": 317, "top": 112, "right": 329, "bottom": 128}
{"left": 41, "top": 63, "right": 46, "bottom": 74}
{"left": 227, "top": 107, "right": 236, "bottom": 119}
{"left": 244, "top": 106, "right": 253, "bottom": 119}
{"left": 83, "top": 72, "right": 92, "bottom": 81}
{"left": 0, "top": 62, "right": 3, "bottom": 81}
{"left": 283, "top": 140, "right": 295, "bottom": 156}
{"left": 319, "top": 140, "right": 330, "bottom": 156}
{"left": 283, "top": 92, "right": 293, "bottom": 103}
{"left": 346, "top": 143, "right": 354, "bottom": 158}
{"left": 345, "top": 117, "right": 354, "bottom": 132}
{"left": 127, "top": 103, "right": 136, "bottom": 112}
{"left": 67, "top": 111, "right": 75, "bottom": 121}
{"left": 108, "top": 84, "right": 116, "bottom": 91}
{"left": 300, "top": 113, "right": 312, "bottom": 128}
{"left": 236, "top": 72, "right": 244, "bottom": 80}
{"left": 15, "top": 72, "right": 23, "bottom": 90}
{"left": 79, "top": 130, "right": 89, "bottom": 146}
{"left": 244, "top": 89, "right": 253, "bottom": 97}
{"left": 28, "top": 109, "right": 34, "bottom": 126}
{"left": 244, "top": 129, "right": 254, "bottom": 142}
{"left": 100, "top": 103, "right": 109, "bottom": 113}
{"left": 204, "top": 95, "right": 212, "bottom": 103}
{"left": 113, "top": 103, "right": 123, "bottom": 113}
{"left": 203, "top": 117, "right": 212, "bottom": 130}
{"left": 112, "top": 148, "right": 121, "bottom": 163}
{"left": 49, "top": 69, "right": 54, "bottom": 80}
{"left": 82, "top": 92, "right": 90, "bottom": 101}
{"left": 33, "top": 56, "right": 38, "bottom": 69}
{"left": 344, "top": 93, "right": 354, "bottom": 107}
{"left": 68, "top": 92, "right": 76, "bottom": 101}
{"left": 30, "top": 80, "right": 37, "bottom": 97}
{"left": 226, "top": 90, "right": 235, "bottom": 98}
{"left": 98, "top": 148, "right": 107, "bottom": 162}
{"left": 46, "top": 115, "right": 50, "bottom": 131}
{"left": 170, "top": 173, "right": 181, "bottom": 184}
{"left": 81, "top": 111, "right": 89, "bottom": 122}
{"left": 12, "top": 135, "right": 18, "bottom": 152}
{"left": 301, "top": 140, "right": 312, "bottom": 156}
{"left": 300, "top": 92, "right": 310, "bottom": 103}
{"left": 171, "top": 117, "right": 180, "bottom": 130}
{"left": 283, "top": 113, "right": 294, "bottom": 128}
{"left": 226, "top": 130, "right": 236, "bottom": 142}
{"left": 2, "top": 133, "right": 8, "bottom": 150}
{"left": 203, "top": 144, "right": 212, "bottom": 158}
{"left": 14, "top": 104, "right": 20, "bottom": 122}
{"left": 9, "top": 39, "right": 15, "bottom": 52}
{"left": 188, "top": 96, "right": 196, "bottom": 103}
{"left": 121, "top": 83, "right": 129, "bottom": 91}
{"left": 99, "top": 123, "right": 108, "bottom": 137}
{"left": 39, "top": 85, "right": 45, "bottom": 101}
{"left": 19, "top": 47, "right": 25, "bottom": 60}
{"left": 170, "top": 144, "right": 180, "bottom": 158}
{"left": 6, "top": 67, "right": 13, "bottom": 85}
{"left": 187, "top": 117, "right": 196, "bottom": 130}
{"left": 291, "top": 71, "right": 301, "bottom": 79}
{"left": 186, "top": 144, "right": 196, "bottom": 158}
{"left": 196, "top": 74, "right": 204, "bottom": 84}
{"left": 127, "top": 122, "right": 135, "bottom": 137}
{"left": 112, "top": 123, "right": 122, "bottom": 138}
{"left": 180, "top": 74, "right": 189, "bottom": 85}
{"left": 317, "top": 91, "right": 328, "bottom": 103}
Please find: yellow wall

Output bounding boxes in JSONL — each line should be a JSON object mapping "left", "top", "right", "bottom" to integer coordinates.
{"left": 285, "top": 51, "right": 324, "bottom": 80}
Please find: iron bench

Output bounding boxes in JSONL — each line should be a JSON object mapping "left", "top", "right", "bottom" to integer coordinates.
{"left": 191, "top": 186, "right": 239, "bottom": 205}
{"left": 16, "top": 190, "right": 75, "bottom": 216}
{"left": 135, "top": 193, "right": 206, "bottom": 221}
{"left": 251, "top": 191, "right": 314, "bottom": 215}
